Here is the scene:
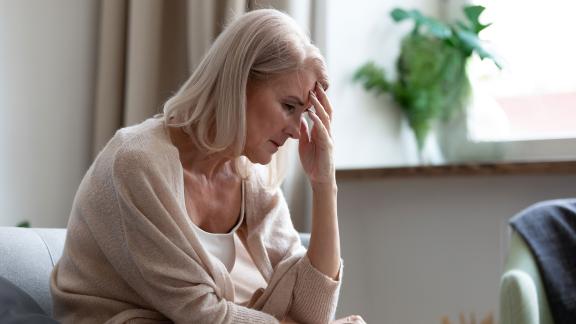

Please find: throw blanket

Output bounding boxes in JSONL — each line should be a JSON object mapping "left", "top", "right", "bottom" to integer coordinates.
{"left": 510, "top": 199, "right": 576, "bottom": 324}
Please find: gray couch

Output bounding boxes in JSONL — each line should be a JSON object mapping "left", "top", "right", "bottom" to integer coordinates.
{"left": 0, "top": 226, "right": 311, "bottom": 320}
{"left": 0, "top": 227, "right": 65, "bottom": 317}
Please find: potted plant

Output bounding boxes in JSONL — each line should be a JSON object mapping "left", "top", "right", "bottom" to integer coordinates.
{"left": 354, "top": 5, "right": 501, "bottom": 162}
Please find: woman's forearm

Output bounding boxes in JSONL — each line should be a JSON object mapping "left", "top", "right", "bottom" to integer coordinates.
{"left": 306, "top": 181, "right": 340, "bottom": 279}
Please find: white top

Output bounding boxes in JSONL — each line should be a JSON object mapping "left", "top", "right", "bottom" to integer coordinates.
{"left": 190, "top": 181, "right": 245, "bottom": 272}
{"left": 230, "top": 234, "right": 268, "bottom": 304}
{"left": 191, "top": 181, "right": 267, "bottom": 304}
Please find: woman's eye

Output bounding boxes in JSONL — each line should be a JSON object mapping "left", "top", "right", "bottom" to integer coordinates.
{"left": 283, "top": 103, "right": 296, "bottom": 114}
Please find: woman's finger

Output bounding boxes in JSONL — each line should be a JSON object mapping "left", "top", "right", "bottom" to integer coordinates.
{"left": 306, "top": 109, "right": 330, "bottom": 141}
{"left": 299, "top": 117, "right": 310, "bottom": 145}
{"left": 309, "top": 91, "right": 331, "bottom": 134}
{"left": 314, "top": 82, "right": 333, "bottom": 120}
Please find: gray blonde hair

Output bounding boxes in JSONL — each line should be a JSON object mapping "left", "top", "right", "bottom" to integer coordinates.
{"left": 163, "top": 9, "right": 328, "bottom": 186}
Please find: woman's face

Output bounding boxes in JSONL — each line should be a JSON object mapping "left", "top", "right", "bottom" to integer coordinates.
{"left": 244, "top": 69, "right": 317, "bottom": 164}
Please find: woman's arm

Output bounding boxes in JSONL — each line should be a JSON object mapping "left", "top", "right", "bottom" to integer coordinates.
{"left": 281, "top": 82, "right": 343, "bottom": 324}
{"left": 308, "top": 182, "right": 340, "bottom": 279}
{"left": 298, "top": 82, "right": 341, "bottom": 279}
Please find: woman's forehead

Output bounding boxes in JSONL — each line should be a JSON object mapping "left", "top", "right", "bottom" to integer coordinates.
{"left": 273, "top": 70, "right": 316, "bottom": 95}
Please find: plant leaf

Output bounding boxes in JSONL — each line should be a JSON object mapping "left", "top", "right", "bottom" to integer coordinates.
{"left": 464, "top": 5, "right": 485, "bottom": 26}
{"left": 422, "top": 16, "right": 452, "bottom": 39}
{"left": 391, "top": 8, "right": 410, "bottom": 22}
{"left": 353, "top": 62, "right": 391, "bottom": 94}
{"left": 464, "top": 5, "right": 491, "bottom": 34}
{"left": 477, "top": 22, "right": 492, "bottom": 33}
{"left": 391, "top": 8, "right": 451, "bottom": 38}
{"left": 391, "top": 8, "right": 425, "bottom": 24}
{"left": 456, "top": 20, "right": 471, "bottom": 32}
{"left": 455, "top": 28, "right": 501, "bottom": 68}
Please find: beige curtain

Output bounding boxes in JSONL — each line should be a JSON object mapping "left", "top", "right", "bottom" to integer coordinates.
{"left": 91, "top": 0, "right": 320, "bottom": 231}
{"left": 92, "top": 0, "right": 245, "bottom": 156}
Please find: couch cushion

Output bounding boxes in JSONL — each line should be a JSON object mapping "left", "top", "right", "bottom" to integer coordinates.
{"left": 0, "top": 275, "right": 59, "bottom": 323}
{"left": 0, "top": 228, "right": 66, "bottom": 316}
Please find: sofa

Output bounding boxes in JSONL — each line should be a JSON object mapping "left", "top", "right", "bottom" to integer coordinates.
{"left": 0, "top": 226, "right": 311, "bottom": 322}
{"left": 0, "top": 227, "right": 64, "bottom": 322}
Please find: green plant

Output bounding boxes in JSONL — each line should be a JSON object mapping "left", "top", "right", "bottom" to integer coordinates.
{"left": 354, "top": 5, "right": 501, "bottom": 151}
{"left": 17, "top": 221, "right": 30, "bottom": 227}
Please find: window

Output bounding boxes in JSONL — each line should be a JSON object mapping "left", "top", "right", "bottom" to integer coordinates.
{"left": 469, "top": 0, "right": 576, "bottom": 142}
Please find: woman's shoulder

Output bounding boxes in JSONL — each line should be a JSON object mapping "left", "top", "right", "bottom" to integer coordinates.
{"left": 115, "top": 116, "right": 169, "bottom": 146}
{"left": 107, "top": 117, "right": 180, "bottom": 176}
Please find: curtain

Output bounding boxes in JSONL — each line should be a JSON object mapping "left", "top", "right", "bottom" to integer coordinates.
{"left": 91, "top": 0, "right": 319, "bottom": 231}
{"left": 92, "top": 0, "right": 241, "bottom": 156}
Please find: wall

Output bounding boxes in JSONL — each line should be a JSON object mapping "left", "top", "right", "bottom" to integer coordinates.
{"left": 335, "top": 173, "right": 576, "bottom": 323}
{"left": 0, "top": 0, "right": 99, "bottom": 227}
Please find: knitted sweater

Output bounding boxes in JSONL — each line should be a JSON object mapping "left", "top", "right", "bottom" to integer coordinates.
{"left": 50, "top": 117, "right": 341, "bottom": 324}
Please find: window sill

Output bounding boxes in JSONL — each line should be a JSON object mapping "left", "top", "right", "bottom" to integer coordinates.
{"left": 336, "top": 161, "right": 576, "bottom": 180}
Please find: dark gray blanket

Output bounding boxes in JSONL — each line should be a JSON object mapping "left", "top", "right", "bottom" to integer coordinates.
{"left": 510, "top": 199, "right": 576, "bottom": 324}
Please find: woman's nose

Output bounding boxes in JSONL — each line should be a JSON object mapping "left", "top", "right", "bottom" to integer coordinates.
{"left": 285, "top": 116, "right": 302, "bottom": 139}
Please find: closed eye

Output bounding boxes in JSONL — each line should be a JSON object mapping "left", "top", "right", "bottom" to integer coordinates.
{"left": 283, "top": 103, "right": 296, "bottom": 114}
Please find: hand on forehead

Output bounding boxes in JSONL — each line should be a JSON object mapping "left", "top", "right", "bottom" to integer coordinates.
{"left": 273, "top": 69, "right": 318, "bottom": 108}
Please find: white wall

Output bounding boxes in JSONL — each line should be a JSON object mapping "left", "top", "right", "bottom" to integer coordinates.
{"left": 336, "top": 174, "right": 576, "bottom": 323}
{"left": 0, "top": 0, "right": 99, "bottom": 227}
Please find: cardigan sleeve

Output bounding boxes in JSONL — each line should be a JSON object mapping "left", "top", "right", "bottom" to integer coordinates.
{"left": 110, "top": 147, "right": 279, "bottom": 324}
{"left": 250, "top": 186, "right": 343, "bottom": 324}
{"left": 289, "top": 255, "right": 342, "bottom": 324}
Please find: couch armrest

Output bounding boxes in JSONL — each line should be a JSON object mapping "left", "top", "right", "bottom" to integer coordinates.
{"left": 499, "top": 230, "right": 553, "bottom": 324}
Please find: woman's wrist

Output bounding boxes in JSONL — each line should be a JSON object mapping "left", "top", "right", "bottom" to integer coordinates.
{"left": 311, "top": 180, "right": 338, "bottom": 195}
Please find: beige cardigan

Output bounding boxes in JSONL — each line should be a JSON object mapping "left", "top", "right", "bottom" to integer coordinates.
{"left": 50, "top": 117, "right": 341, "bottom": 324}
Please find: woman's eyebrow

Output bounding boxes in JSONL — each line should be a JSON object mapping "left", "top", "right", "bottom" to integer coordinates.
{"left": 285, "top": 95, "right": 305, "bottom": 106}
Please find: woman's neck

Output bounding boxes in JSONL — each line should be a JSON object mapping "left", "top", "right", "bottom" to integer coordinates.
{"left": 167, "top": 126, "right": 234, "bottom": 180}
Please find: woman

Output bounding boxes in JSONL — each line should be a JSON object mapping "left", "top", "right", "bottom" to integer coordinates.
{"left": 51, "top": 9, "right": 364, "bottom": 324}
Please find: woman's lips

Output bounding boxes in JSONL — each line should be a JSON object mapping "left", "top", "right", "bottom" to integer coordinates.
{"left": 270, "top": 140, "right": 280, "bottom": 151}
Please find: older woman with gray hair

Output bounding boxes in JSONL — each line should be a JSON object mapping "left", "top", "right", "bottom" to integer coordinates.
{"left": 51, "top": 8, "right": 365, "bottom": 324}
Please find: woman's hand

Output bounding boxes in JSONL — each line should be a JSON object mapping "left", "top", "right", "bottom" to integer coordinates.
{"left": 298, "top": 82, "right": 335, "bottom": 187}
{"left": 331, "top": 315, "right": 367, "bottom": 324}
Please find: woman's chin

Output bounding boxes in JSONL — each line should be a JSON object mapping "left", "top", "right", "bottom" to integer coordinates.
{"left": 246, "top": 152, "right": 273, "bottom": 165}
